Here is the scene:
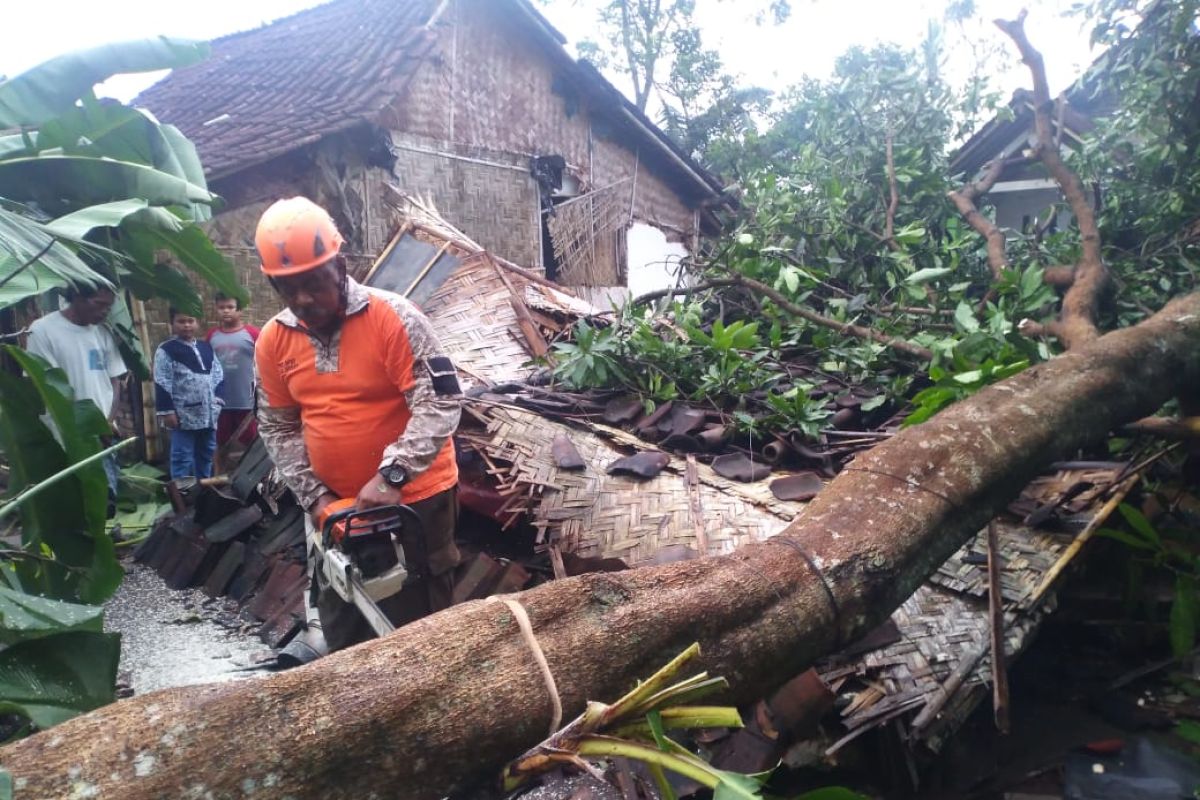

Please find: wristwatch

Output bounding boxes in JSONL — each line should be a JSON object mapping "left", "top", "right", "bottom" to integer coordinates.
{"left": 379, "top": 464, "right": 408, "bottom": 488}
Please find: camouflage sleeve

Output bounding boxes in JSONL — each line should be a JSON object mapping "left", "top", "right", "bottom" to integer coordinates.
{"left": 377, "top": 294, "right": 462, "bottom": 477}
{"left": 256, "top": 396, "right": 332, "bottom": 510}
{"left": 254, "top": 328, "right": 333, "bottom": 510}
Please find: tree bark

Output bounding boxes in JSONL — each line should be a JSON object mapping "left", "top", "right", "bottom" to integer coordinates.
{"left": 948, "top": 156, "right": 1010, "bottom": 283}
{"left": 996, "top": 12, "right": 1109, "bottom": 350}
{"left": 4, "top": 294, "right": 1199, "bottom": 800}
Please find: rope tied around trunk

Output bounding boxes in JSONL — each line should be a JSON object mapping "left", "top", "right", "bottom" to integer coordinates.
{"left": 840, "top": 466, "right": 964, "bottom": 511}
{"left": 764, "top": 536, "right": 844, "bottom": 649}
{"left": 486, "top": 595, "right": 563, "bottom": 735}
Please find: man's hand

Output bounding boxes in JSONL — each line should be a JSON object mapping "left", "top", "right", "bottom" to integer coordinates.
{"left": 160, "top": 412, "right": 180, "bottom": 430}
{"left": 356, "top": 473, "right": 404, "bottom": 510}
{"left": 311, "top": 492, "right": 341, "bottom": 523}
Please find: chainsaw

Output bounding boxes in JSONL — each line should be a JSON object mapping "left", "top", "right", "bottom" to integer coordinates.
{"left": 317, "top": 500, "right": 422, "bottom": 637}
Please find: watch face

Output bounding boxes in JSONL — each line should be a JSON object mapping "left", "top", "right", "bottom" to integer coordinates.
{"left": 384, "top": 466, "right": 406, "bottom": 485}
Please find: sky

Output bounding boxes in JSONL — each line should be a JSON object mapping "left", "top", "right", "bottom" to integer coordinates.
{"left": 1, "top": 0, "right": 1100, "bottom": 107}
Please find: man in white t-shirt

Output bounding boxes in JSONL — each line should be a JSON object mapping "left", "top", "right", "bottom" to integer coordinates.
{"left": 25, "top": 285, "right": 129, "bottom": 505}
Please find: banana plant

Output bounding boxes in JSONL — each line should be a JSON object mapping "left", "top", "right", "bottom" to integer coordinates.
{"left": 502, "top": 643, "right": 867, "bottom": 800}
{"left": 0, "top": 37, "right": 247, "bottom": 318}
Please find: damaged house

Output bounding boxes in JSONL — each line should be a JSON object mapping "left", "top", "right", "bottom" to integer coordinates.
{"left": 124, "top": 1, "right": 1152, "bottom": 791}
{"left": 137, "top": 0, "right": 726, "bottom": 326}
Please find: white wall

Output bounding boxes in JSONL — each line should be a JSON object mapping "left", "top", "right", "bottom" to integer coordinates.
{"left": 626, "top": 222, "right": 689, "bottom": 298}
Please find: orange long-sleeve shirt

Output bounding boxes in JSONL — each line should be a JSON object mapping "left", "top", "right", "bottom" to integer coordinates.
{"left": 255, "top": 278, "right": 460, "bottom": 507}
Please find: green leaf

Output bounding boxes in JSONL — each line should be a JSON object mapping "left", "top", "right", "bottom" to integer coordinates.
{"left": 1175, "top": 720, "right": 1200, "bottom": 746}
{"left": 0, "top": 155, "right": 215, "bottom": 219}
{"left": 1096, "top": 528, "right": 1157, "bottom": 551}
{"left": 1170, "top": 575, "right": 1197, "bottom": 660}
{"left": 0, "top": 587, "right": 104, "bottom": 645}
{"left": 0, "top": 38, "right": 209, "bottom": 128}
{"left": 1019, "top": 267, "right": 1044, "bottom": 302}
{"left": 125, "top": 221, "right": 246, "bottom": 308}
{"left": 954, "top": 301, "right": 980, "bottom": 333}
{"left": 45, "top": 198, "right": 166, "bottom": 240}
{"left": 0, "top": 347, "right": 121, "bottom": 603}
{"left": 894, "top": 223, "right": 926, "bottom": 245}
{"left": 0, "top": 768, "right": 11, "bottom": 800}
{"left": 713, "top": 770, "right": 767, "bottom": 800}
{"left": 647, "top": 709, "right": 671, "bottom": 751}
{"left": 1117, "top": 503, "right": 1162, "bottom": 547}
{"left": 781, "top": 266, "right": 800, "bottom": 293}
{"left": 905, "top": 267, "right": 952, "bottom": 284}
{"left": 0, "top": 207, "right": 110, "bottom": 308}
{"left": 104, "top": 293, "right": 151, "bottom": 380}
{"left": 951, "top": 369, "right": 983, "bottom": 386}
{"left": 860, "top": 394, "right": 887, "bottom": 412}
{"left": 0, "top": 630, "right": 119, "bottom": 729}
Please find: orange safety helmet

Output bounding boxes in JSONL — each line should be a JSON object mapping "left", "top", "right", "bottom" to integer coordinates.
{"left": 255, "top": 197, "right": 345, "bottom": 277}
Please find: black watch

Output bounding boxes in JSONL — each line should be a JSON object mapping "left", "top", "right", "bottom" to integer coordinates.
{"left": 380, "top": 464, "right": 408, "bottom": 487}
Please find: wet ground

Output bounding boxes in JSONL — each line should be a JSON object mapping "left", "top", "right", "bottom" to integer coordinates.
{"left": 104, "top": 559, "right": 275, "bottom": 694}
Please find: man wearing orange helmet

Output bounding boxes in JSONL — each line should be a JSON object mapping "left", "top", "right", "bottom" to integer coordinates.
{"left": 253, "top": 197, "right": 462, "bottom": 652}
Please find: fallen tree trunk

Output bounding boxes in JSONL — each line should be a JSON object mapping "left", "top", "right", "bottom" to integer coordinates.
{"left": 5, "top": 293, "right": 1200, "bottom": 800}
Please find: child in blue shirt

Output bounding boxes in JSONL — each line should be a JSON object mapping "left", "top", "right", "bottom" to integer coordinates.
{"left": 154, "top": 308, "right": 224, "bottom": 479}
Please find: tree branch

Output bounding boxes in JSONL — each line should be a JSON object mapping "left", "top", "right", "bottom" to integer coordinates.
{"left": 883, "top": 131, "right": 901, "bottom": 252}
{"left": 996, "top": 11, "right": 1108, "bottom": 350}
{"left": 633, "top": 276, "right": 934, "bottom": 360}
{"left": 1042, "top": 265, "right": 1075, "bottom": 288}
{"left": 948, "top": 156, "right": 1009, "bottom": 283}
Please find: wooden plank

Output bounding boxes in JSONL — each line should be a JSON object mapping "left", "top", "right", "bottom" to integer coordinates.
{"left": 986, "top": 520, "right": 1011, "bottom": 734}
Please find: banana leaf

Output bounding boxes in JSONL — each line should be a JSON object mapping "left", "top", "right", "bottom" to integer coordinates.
{"left": 0, "top": 37, "right": 208, "bottom": 128}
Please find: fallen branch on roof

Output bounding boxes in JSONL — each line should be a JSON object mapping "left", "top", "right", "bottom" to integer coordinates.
{"left": 997, "top": 11, "right": 1109, "bottom": 350}
{"left": 3, "top": 293, "right": 1198, "bottom": 800}
{"left": 948, "top": 156, "right": 1010, "bottom": 287}
{"left": 634, "top": 273, "right": 935, "bottom": 360}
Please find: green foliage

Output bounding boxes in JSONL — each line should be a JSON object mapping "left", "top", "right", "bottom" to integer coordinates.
{"left": 0, "top": 630, "right": 120, "bottom": 730}
{"left": 903, "top": 358, "right": 1029, "bottom": 427}
{"left": 551, "top": 34, "right": 1051, "bottom": 430}
{"left": 0, "top": 588, "right": 119, "bottom": 732}
{"left": 0, "top": 37, "right": 208, "bottom": 128}
{"left": 0, "top": 587, "right": 105, "bottom": 645}
{"left": 1098, "top": 502, "right": 1200, "bottom": 660}
{"left": 0, "top": 39, "right": 246, "bottom": 317}
{"left": 0, "top": 348, "right": 129, "bottom": 735}
{"left": 504, "top": 643, "right": 861, "bottom": 799}
{"left": 0, "top": 347, "right": 121, "bottom": 604}
{"left": 1068, "top": 0, "right": 1200, "bottom": 326}
{"left": 551, "top": 319, "right": 628, "bottom": 388}
{"left": 0, "top": 207, "right": 113, "bottom": 308}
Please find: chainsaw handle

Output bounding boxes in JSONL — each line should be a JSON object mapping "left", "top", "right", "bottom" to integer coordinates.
{"left": 320, "top": 503, "right": 423, "bottom": 546}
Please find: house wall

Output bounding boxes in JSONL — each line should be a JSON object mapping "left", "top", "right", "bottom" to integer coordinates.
{"left": 990, "top": 187, "right": 1066, "bottom": 235}
{"left": 627, "top": 222, "right": 689, "bottom": 299}
{"left": 388, "top": 132, "right": 542, "bottom": 267}
{"left": 382, "top": 0, "right": 700, "bottom": 273}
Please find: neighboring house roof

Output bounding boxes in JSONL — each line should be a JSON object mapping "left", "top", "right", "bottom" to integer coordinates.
{"left": 947, "top": 2, "right": 1172, "bottom": 180}
{"left": 949, "top": 85, "right": 1104, "bottom": 179}
{"left": 137, "top": 0, "right": 437, "bottom": 179}
{"left": 136, "top": 0, "right": 724, "bottom": 203}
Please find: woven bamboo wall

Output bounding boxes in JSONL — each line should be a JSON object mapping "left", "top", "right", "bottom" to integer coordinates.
{"left": 419, "top": 254, "right": 540, "bottom": 383}
{"left": 459, "top": 403, "right": 804, "bottom": 565}
{"left": 389, "top": 132, "right": 542, "bottom": 268}
{"left": 395, "top": 0, "right": 700, "bottom": 240}
{"left": 814, "top": 466, "right": 1131, "bottom": 753}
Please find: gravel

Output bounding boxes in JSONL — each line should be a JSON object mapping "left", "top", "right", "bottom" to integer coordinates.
{"left": 104, "top": 560, "right": 276, "bottom": 695}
